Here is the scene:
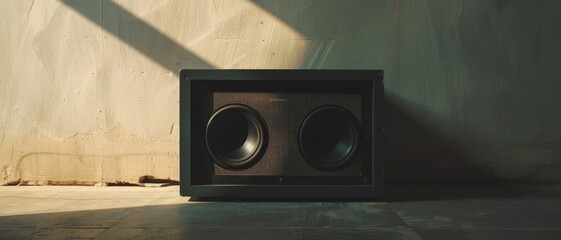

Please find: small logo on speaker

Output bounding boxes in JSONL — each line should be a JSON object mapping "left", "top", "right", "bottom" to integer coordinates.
{"left": 269, "top": 98, "right": 288, "bottom": 102}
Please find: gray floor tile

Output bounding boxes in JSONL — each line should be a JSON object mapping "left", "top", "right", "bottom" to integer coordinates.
{"left": 95, "top": 227, "right": 423, "bottom": 240}
{"left": 0, "top": 197, "right": 76, "bottom": 218}
{"left": 191, "top": 202, "right": 307, "bottom": 228}
{"left": 414, "top": 229, "right": 561, "bottom": 240}
{"left": 301, "top": 202, "right": 407, "bottom": 228}
{"left": 94, "top": 227, "right": 300, "bottom": 240}
{"left": 0, "top": 207, "right": 134, "bottom": 228}
{"left": 114, "top": 201, "right": 406, "bottom": 228}
{"left": 0, "top": 228, "right": 105, "bottom": 240}
{"left": 114, "top": 202, "right": 307, "bottom": 228}
{"left": 390, "top": 197, "right": 561, "bottom": 229}
{"left": 301, "top": 228, "right": 422, "bottom": 240}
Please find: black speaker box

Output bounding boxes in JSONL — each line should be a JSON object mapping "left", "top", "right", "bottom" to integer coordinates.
{"left": 180, "top": 70, "right": 384, "bottom": 198}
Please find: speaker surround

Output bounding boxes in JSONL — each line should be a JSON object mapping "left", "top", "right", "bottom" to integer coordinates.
{"left": 180, "top": 70, "right": 384, "bottom": 198}
{"left": 298, "top": 105, "right": 360, "bottom": 172}
{"left": 206, "top": 104, "right": 268, "bottom": 170}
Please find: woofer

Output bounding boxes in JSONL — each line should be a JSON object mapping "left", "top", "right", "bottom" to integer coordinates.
{"left": 298, "top": 105, "right": 360, "bottom": 171}
{"left": 206, "top": 104, "right": 268, "bottom": 170}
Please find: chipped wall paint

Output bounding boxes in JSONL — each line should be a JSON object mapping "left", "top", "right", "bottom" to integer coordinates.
{"left": 1, "top": 0, "right": 560, "bottom": 184}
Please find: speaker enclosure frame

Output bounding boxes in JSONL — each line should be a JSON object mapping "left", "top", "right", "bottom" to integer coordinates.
{"left": 180, "top": 69, "right": 384, "bottom": 199}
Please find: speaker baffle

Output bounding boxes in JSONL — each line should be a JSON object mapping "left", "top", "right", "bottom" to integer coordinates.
{"left": 206, "top": 104, "right": 268, "bottom": 170}
{"left": 298, "top": 105, "right": 360, "bottom": 171}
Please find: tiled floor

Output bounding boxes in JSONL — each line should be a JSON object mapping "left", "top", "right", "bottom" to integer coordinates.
{"left": 0, "top": 185, "right": 560, "bottom": 239}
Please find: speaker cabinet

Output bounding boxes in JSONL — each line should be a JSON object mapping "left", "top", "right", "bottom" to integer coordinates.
{"left": 180, "top": 70, "right": 384, "bottom": 198}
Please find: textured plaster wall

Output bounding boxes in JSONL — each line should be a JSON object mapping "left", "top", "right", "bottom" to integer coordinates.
{"left": 1, "top": 0, "right": 560, "bottom": 184}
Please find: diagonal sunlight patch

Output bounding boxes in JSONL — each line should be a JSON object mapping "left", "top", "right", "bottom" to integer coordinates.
{"left": 183, "top": 0, "right": 309, "bottom": 68}
{"left": 61, "top": 0, "right": 216, "bottom": 72}
{"left": 61, "top": 0, "right": 308, "bottom": 70}
{"left": 0, "top": 186, "right": 197, "bottom": 217}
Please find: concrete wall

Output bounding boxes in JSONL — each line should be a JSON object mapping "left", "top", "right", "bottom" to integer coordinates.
{"left": 1, "top": 0, "right": 560, "bottom": 185}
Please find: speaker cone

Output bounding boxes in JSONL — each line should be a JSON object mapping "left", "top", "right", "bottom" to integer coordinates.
{"left": 206, "top": 104, "right": 268, "bottom": 170}
{"left": 298, "top": 105, "right": 360, "bottom": 171}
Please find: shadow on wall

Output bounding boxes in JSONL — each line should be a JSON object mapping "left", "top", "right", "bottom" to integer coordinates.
{"left": 249, "top": 0, "right": 392, "bottom": 68}
{"left": 384, "top": 92, "right": 497, "bottom": 182}
{"left": 61, "top": 0, "right": 213, "bottom": 71}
